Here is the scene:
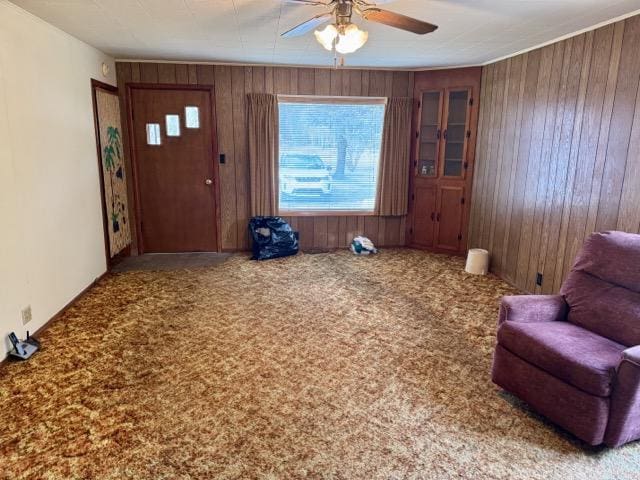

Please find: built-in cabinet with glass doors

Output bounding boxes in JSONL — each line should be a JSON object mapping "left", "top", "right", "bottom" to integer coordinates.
{"left": 409, "top": 69, "right": 481, "bottom": 254}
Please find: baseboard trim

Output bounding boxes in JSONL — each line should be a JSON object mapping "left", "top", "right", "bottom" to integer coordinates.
{"left": 1, "top": 271, "right": 109, "bottom": 364}
{"left": 489, "top": 270, "right": 528, "bottom": 294}
{"left": 221, "top": 248, "right": 250, "bottom": 253}
{"left": 33, "top": 271, "right": 109, "bottom": 339}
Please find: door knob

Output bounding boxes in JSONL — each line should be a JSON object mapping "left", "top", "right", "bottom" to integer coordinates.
{"left": 205, "top": 179, "right": 213, "bottom": 185}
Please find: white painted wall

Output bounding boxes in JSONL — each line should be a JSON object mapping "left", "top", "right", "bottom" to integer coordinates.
{"left": 0, "top": 1, "right": 116, "bottom": 359}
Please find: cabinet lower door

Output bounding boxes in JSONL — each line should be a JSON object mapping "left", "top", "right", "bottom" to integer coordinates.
{"left": 435, "top": 185, "right": 464, "bottom": 251}
{"left": 412, "top": 185, "right": 437, "bottom": 248}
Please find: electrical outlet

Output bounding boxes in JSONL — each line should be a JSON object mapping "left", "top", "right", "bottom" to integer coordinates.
{"left": 21, "top": 305, "right": 32, "bottom": 325}
{"left": 535, "top": 273, "right": 543, "bottom": 287}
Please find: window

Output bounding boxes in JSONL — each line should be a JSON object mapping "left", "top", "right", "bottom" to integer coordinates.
{"left": 165, "top": 114, "right": 181, "bottom": 137}
{"left": 185, "top": 106, "right": 200, "bottom": 128}
{"left": 146, "top": 123, "right": 161, "bottom": 145}
{"left": 278, "top": 97, "right": 386, "bottom": 213}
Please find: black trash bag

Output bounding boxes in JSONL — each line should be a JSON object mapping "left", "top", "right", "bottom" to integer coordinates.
{"left": 249, "top": 216, "right": 299, "bottom": 260}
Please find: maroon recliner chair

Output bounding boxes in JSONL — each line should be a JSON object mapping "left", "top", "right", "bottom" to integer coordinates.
{"left": 492, "top": 231, "right": 640, "bottom": 447}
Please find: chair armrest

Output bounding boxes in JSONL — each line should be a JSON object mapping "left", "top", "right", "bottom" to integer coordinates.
{"left": 621, "top": 345, "right": 640, "bottom": 367}
{"left": 604, "top": 345, "right": 640, "bottom": 446}
{"left": 498, "top": 295, "right": 568, "bottom": 325}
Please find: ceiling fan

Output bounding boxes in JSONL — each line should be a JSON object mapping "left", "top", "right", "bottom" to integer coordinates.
{"left": 282, "top": 0, "right": 438, "bottom": 56}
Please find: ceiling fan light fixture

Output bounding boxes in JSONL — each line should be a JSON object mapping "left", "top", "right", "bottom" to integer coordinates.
{"left": 314, "top": 24, "right": 338, "bottom": 51}
{"left": 283, "top": 1, "right": 437, "bottom": 60}
{"left": 335, "top": 23, "right": 368, "bottom": 54}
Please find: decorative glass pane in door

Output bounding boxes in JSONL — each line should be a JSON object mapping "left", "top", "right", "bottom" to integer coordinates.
{"left": 165, "top": 115, "right": 181, "bottom": 137}
{"left": 146, "top": 123, "right": 161, "bottom": 145}
{"left": 417, "top": 91, "right": 441, "bottom": 177}
{"left": 443, "top": 89, "right": 470, "bottom": 177}
{"left": 185, "top": 106, "right": 200, "bottom": 128}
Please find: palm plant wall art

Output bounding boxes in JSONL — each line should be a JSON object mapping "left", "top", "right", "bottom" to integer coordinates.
{"left": 95, "top": 86, "right": 131, "bottom": 257}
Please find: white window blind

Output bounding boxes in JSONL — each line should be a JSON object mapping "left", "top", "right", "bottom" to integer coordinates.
{"left": 278, "top": 97, "right": 386, "bottom": 213}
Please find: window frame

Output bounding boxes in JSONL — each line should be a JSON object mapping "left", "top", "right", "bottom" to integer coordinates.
{"left": 276, "top": 95, "right": 387, "bottom": 217}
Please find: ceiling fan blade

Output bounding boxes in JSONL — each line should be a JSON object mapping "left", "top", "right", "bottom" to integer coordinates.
{"left": 281, "top": 12, "right": 333, "bottom": 38}
{"left": 283, "top": 0, "right": 331, "bottom": 6}
{"left": 361, "top": 8, "right": 438, "bottom": 34}
{"left": 355, "top": 0, "right": 396, "bottom": 5}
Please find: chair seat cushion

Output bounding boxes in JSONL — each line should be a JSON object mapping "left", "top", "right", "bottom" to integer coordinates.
{"left": 497, "top": 321, "right": 625, "bottom": 397}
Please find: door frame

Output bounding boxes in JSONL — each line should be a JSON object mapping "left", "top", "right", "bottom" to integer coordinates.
{"left": 125, "top": 83, "right": 221, "bottom": 253}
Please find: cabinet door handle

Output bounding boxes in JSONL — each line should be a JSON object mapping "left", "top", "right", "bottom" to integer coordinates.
{"left": 430, "top": 212, "right": 435, "bottom": 221}
{"left": 443, "top": 130, "right": 448, "bottom": 140}
{"left": 436, "top": 129, "right": 441, "bottom": 139}
{"left": 436, "top": 213, "right": 441, "bottom": 222}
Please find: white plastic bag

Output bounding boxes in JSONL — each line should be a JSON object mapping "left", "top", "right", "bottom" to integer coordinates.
{"left": 351, "top": 236, "right": 377, "bottom": 255}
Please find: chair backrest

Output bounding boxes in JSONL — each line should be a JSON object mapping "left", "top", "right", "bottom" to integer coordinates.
{"left": 560, "top": 231, "right": 640, "bottom": 346}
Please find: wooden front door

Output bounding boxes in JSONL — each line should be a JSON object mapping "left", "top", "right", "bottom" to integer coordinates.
{"left": 129, "top": 86, "right": 219, "bottom": 253}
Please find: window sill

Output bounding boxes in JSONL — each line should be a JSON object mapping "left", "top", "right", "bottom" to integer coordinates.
{"left": 279, "top": 210, "right": 377, "bottom": 217}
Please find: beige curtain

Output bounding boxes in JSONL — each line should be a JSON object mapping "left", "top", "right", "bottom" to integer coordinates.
{"left": 248, "top": 93, "right": 278, "bottom": 216}
{"left": 377, "top": 97, "right": 413, "bottom": 216}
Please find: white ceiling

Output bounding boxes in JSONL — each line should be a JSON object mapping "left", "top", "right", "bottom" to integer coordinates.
{"left": 10, "top": 0, "right": 640, "bottom": 69}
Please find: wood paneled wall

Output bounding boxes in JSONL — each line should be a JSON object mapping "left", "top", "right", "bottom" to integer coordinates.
{"left": 115, "top": 62, "right": 414, "bottom": 252}
{"left": 470, "top": 15, "right": 640, "bottom": 293}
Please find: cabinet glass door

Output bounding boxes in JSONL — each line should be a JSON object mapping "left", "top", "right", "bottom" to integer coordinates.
{"left": 442, "top": 89, "right": 470, "bottom": 178}
{"left": 417, "top": 90, "right": 442, "bottom": 178}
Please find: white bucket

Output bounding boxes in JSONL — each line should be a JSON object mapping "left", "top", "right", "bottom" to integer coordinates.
{"left": 465, "top": 248, "right": 489, "bottom": 275}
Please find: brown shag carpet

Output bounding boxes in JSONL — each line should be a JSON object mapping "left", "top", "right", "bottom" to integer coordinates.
{"left": 110, "top": 252, "right": 230, "bottom": 272}
{"left": 1, "top": 249, "right": 639, "bottom": 479}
